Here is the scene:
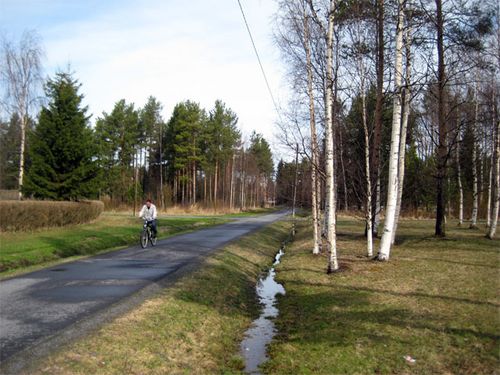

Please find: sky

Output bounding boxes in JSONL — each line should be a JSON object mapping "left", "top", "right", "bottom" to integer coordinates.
{"left": 0, "top": 0, "right": 289, "bottom": 148}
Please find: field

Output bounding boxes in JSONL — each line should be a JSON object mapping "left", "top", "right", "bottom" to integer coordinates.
{"left": 265, "top": 218, "right": 500, "bottom": 374}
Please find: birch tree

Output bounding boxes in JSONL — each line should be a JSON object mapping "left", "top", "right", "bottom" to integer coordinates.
{"left": 0, "top": 31, "right": 43, "bottom": 199}
{"left": 377, "top": 0, "right": 405, "bottom": 261}
{"left": 487, "top": 96, "right": 499, "bottom": 239}
{"left": 372, "top": 0, "right": 385, "bottom": 237}
{"left": 470, "top": 83, "right": 480, "bottom": 228}
{"left": 392, "top": 16, "right": 413, "bottom": 245}
{"left": 360, "top": 61, "right": 373, "bottom": 256}
{"left": 456, "top": 120, "right": 464, "bottom": 226}
{"left": 303, "top": 5, "right": 322, "bottom": 254}
{"left": 324, "top": 0, "right": 339, "bottom": 272}
{"left": 346, "top": 16, "right": 375, "bottom": 256}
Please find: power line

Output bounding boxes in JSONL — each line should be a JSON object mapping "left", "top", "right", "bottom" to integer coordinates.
{"left": 236, "top": 0, "right": 282, "bottom": 122}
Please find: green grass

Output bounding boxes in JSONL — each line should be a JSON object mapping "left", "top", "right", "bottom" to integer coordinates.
{"left": 0, "top": 212, "right": 231, "bottom": 274}
{"left": 31, "top": 220, "right": 292, "bottom": 375}
{"left": 264, "top": 218, "right": 499, "bottom": 374}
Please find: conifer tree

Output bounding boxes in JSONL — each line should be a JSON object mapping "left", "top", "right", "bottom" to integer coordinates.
{"left": 23, "top": 72, "right": 99, "bottom": 200}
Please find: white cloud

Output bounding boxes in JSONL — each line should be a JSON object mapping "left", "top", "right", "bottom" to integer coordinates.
{"left": 31, "top": 0, "right": 287, "bottom": 143}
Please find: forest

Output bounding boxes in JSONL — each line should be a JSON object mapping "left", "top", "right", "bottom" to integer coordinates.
{"left": 271, "top": 0, "right": 499, "bottom": 267}
{"left": 0, "top": 69, "right": 275, "bottom": 210}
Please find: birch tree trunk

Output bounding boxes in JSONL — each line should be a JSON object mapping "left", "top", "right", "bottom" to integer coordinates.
{"left": 456, "top": 120, "right": 464, "bottom": 226}
{"left": 487, "top": 110, "right": 499, "bottom": 239}
{"left": 303, "top": 10, "right": 321, "bottom": 254}
{"left": 487, "top": 136, "right": 494, "bottom": 227}
{"left": 434, "top": 0, "right": 447, "bottom": 236}
{"left": 377, "top": 0, "right": 405, "bottom": 261}
{"left": 371, "top": 0, "right": 384, "bottom": 233}
{"left": 471, "top": 84, "right": 479, "bottom": 228}
{"left": 325, "top": 0, "right": 339, "bottom": 273}
{"left": 230, "top": 153, "right": 236, "bottom": 209}
{"left": 358, "top": 57, "right": 373, "bottom": 257}
{"left": 18, "top": 113, "right": 26, "bottom": 199}
{"left": 392, "top": 22, "right": 412, "bottom": 245}
{"left": 374, "top": 165, "right": 381, "bottom": 236}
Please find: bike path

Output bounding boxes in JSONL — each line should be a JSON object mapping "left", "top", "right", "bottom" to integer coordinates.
{"left": 0, "top": 210, "right": 288, "bottom": 369}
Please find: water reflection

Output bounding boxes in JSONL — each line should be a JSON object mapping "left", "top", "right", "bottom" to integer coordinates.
{"left": 241, "top": 248, "right": 285, "bottom": 374}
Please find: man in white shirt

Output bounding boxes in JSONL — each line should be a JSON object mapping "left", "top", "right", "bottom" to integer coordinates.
{"left": 139, "top": 199, "right": 157, "bottom": 238}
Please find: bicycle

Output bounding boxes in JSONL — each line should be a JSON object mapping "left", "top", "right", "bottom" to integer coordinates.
{"left": 140, "top": 220, "right": 157, "bottom": 248}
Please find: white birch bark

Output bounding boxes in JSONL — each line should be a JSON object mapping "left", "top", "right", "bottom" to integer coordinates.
{"left": 325, "top": 0, "right": 338, "bottom": 272}
{"left": 392, "top": 22, "right": 412, "bottom": 245}
{"left": 456, "top": 120, "right": 464, "bottom": 226}
{"left": 303, "top": 11, "right": 321, "bottom": 254}
{"left": 470, "top": 84, "right": 479, "bottom": 228}
{"left": 359, "top": 57, "right": 373, "bottom": 257}
{"left": 18, "top": 110, "right": 26, "bottom": 200}
{"left": 487, "top": 114, "right": 499, "bottom": 239}
{"left": 377, "top": 0, "right": 405, "bottom": 261}
{"left": 374, "top": 165, "right": 381, "bottom": 236}
{"left": 487, "top": 136, "right": 494, "bottom": 227}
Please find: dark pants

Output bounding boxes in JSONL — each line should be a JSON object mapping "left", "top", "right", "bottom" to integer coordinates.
{"left": 147, "top": 219, "right": 157, "bottom": 237}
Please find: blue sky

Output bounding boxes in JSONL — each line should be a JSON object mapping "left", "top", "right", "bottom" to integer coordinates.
{"left": 0, "top": 0, "right": 288, "bottom": 144}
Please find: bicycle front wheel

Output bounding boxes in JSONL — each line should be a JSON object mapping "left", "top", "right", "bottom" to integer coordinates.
{"left": 140, "top": 229, "right": 148, "bottom": 248}
{"left": 150, "top": 234, "right": 157, "bottom": 246}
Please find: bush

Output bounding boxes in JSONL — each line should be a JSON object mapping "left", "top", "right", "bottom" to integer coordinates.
{"left": 0, "top": 200, "right": 104, "bottom": 231}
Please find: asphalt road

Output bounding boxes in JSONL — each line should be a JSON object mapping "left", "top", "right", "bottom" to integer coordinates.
{"left": 0, "top": 210, "right": 288, "bottom": 371}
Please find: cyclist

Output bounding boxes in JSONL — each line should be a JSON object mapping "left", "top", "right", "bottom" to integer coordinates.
{"left": 139, "top": 199, "right": 157, "bottom": 239}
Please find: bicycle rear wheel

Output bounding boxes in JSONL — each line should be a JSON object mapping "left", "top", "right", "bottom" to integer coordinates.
{"left": 140, "top": 229, "right": 148, "bottom": 248}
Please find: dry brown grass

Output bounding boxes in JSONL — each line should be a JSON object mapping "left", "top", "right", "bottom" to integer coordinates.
{"left": 0, "top": 200, "right": 104, "bottom": 231}
{"left": 0, "top": 189, "right": 19, "bottom": 200}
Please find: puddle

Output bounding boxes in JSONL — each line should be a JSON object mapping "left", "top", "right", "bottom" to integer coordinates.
{"left": 240, "top": 248, "right": 286, "bottom": 374}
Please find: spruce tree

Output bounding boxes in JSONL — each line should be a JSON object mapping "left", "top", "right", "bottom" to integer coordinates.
{"left": 0, "top": 114, "right": 22, "bottom": 189}
{"left": 23, "top": 72, "right": 99, "bottom": 200}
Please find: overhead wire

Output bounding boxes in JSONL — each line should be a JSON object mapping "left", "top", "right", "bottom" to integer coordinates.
{"left": 236, "top": 0, "right": 283, "bottom": 123}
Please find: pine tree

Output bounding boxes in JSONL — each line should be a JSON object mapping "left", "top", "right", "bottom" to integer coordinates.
{"left": 94, "top": 99, "right": 140, "bottom": 203}
{"left": 204, "top": 100, "right": 240, "bottom": 206}
{"left": 23, "top": 72, "right": 99, "bottom": 200}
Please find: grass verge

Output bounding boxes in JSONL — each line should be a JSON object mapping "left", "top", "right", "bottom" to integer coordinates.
{"left": 264, "top": 218, "right": 499, "bottom": 374}
{"left": 28, "top": 219, "right": 292, "bottom": 375}
{"left": 0, "top": 212, "right": 231, "bottom": 274}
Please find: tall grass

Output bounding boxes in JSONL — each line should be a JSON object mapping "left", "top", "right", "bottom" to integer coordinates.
{"left": 0, "top": 189, "right": 19, "bottom": 200}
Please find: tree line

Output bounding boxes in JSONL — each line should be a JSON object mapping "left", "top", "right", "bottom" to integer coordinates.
{"left": 0, "top": 33, "right": 274, "bottom": 210}
{"left": 274, "top": 0, "right": 499, "bottom": 270}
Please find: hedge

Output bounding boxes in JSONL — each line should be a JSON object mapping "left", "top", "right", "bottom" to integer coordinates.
{"left": 0, "top": 200, "right": 104, "bottom": 231}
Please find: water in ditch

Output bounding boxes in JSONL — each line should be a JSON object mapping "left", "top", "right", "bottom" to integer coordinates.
{"left": 240, "top": 248, "right": 286, "bottom": 375}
